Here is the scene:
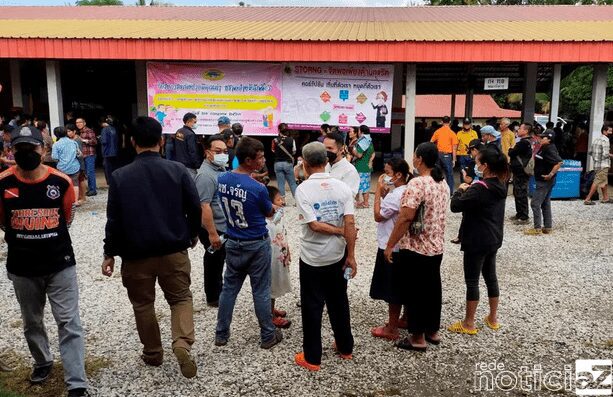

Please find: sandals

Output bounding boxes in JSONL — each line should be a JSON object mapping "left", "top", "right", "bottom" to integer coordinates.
{"left": 484, "top": 317, "right": 501, "bottom": 331}
{"left": 425, "top": 335, "right": 441, "bottom": 345}
{"left": 447, "top": 321, "right": 478, "bottom": 335}
{"left": 395, "top": 337, "right": 427, "bottom": 352}
{"left": 371, "top": 326, "right": 399, "bottom": 341}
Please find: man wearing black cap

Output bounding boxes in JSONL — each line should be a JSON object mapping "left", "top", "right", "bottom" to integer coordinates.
{"left": 509, "top": 122, "right": 534, "bottom": 223}
{"left": 525, "top": 130, "right": 563, "bottom": 235}
{"left": 0, "top": 126, "right": 87, "bottom": 396}
{"left": 456, "top": 118, "right": 479, "bottom": 173}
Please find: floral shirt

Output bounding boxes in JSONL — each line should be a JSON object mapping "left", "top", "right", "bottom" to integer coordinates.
{"left": 398, "top": 176, "right": 450, "bottom": 256}
{"left": 266, "top": 210, "right": 290, "bottom": 268}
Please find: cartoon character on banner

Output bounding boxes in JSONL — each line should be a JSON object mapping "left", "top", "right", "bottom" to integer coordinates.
{"left": 371, "top": 91, "right": 389, "bottom": 128}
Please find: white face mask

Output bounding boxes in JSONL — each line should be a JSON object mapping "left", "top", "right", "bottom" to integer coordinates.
{"left": 383, "top": 175, "right": 395, "bottom": 185}
{"left": 213, "top": 153, "right": 229, "bottom": 167}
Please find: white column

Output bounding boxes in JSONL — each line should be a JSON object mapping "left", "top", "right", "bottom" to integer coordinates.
{"left": 450, "top": 93, "right": 456, "bottom": 121}
{"left": 522, "top": 63, "right": 537, "bottom": 123}
{"left": 587, "top": 64, "right": 609, "bottom": 171}
{"left": 45, "top": 61, "right": 64, "bottom": 130}
{"left": 135, "top": 61, "right": 148, "bottom": 116}
{"left": 9, "top": 60, "right": 23, "bottom": 109}
{"left": 404, "top": 64, "right": 417, "bottom": 165}
{"left": 390, "top": 63, "right": 403, "bottom": 151}
{"left": 549, "top": 64, "right": 561, "bottom": 123}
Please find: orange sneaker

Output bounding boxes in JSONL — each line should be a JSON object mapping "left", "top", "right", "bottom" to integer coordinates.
{"left": 294, "top": 352, "right": 320, "bottom": 371}
{"left": 272, "top": 316, "right": 292, "bottom": 329}
{"left": 332, "top": 341, "right": 353, "bottom": 360}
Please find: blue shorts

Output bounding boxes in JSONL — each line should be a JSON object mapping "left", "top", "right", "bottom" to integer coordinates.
{"left": 359, "top": 173, "right": 371, "bottom": 193}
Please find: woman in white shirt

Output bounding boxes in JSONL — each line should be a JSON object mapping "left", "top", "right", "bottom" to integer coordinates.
{"left": 370, "top": 158, "right": 412, "bottom": 340}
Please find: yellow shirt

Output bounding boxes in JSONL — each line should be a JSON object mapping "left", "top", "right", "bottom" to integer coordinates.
{"left": 500, "top": 129, "right": 516, "bottom": 159}
{"left": 456, "top": 129, "right": 478, "bottom": 156}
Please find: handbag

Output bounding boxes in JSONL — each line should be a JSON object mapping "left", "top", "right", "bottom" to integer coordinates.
{"left": 275, "top": 137, "right": 295, "bottom": 164}
{"left": 409, "top": 202, "right": 426, "bottom": 236}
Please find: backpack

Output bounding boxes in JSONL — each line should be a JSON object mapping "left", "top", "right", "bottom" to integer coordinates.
{"left": 522, "top": 156, "right": 535, "bottom": 176}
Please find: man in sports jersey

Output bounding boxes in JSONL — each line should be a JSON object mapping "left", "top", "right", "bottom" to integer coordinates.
{"left": 215, "top": 137, "right": 283, "bottom": 349}
{"left": 0, "top": 126, "right": 87, "bottom": 397}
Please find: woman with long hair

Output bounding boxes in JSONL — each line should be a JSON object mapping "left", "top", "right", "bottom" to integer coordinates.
{"left": 448, "top": 147, "right": 509, "bottom": 334}
{"left": 370, "top": 158, "right": 411, "bottom": 340}
{"left": 384, "top": 142, "right": 450, "bottom": 352}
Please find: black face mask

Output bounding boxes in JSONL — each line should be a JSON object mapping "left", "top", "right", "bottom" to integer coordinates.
{"left": 14, "top": 149, "right": 42, "bottom": 171}
{"left": 326, "top": 150, "right": 338, "bottom": 165}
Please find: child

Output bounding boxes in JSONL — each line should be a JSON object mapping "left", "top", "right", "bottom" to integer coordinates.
{"left": 266, "top": 186, "right": 292, "bottom": 328}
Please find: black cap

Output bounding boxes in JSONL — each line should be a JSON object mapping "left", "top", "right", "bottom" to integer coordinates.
{"left": 468, "top": 139, "right": 482, "bottom": 150}
{"left": 11, "top": 126, "right": 43, "bottom": 146}
{"left": 462, "top": 118, "right": 472, "bottom": 125}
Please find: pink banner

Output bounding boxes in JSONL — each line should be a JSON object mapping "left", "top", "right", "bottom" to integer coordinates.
{"left": 147, "top": 62, "right": 282, "bottom": 136}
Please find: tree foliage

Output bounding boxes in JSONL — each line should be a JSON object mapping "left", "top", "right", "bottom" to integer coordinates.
{"left": 559, "top": 66, "right": 613, "bottom": 119}
{"left": 76, "top": 0, "right": 123, "bottom": 5}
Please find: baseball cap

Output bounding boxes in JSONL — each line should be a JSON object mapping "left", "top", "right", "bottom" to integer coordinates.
{"left": 539, "top": 130, "right": 554, "bottom": 140}
{"left": 468, "top": 139, "right": 482, "bottom": 150}
{"left": 217, "top": 116, "right": 231, "bottom": 126}
{"left": 480, "top": 125, "right": 501, "bottom": 139}
{"left": 462, "top": 118, "right": 472, "bottom": 125}
{"left": 11, "top": 125, "right": 43, "bottom": 146}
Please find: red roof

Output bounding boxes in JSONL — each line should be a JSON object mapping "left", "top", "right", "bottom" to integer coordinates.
{"left": 416, "top": 95, "right": 521, "bottom": 119}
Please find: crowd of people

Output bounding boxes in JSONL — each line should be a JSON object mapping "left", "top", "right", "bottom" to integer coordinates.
{"left": 0, "top": 109, "right": 611, "bottom": 395}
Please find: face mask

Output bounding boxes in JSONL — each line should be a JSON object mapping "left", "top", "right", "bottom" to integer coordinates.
{"left": 474, "top": 164, "right": 483, "bottom": 179}
{"left": 15, "top": 149, "right": 42, "bottom": 171}
{"left": 383, "top": 175, "right": 396, "bottom": 186}
{"left": 326, "top": 151, "right": 338, "bottom": 165}
{"left": 212, "top": 153, "right": 229, "bottom": 167}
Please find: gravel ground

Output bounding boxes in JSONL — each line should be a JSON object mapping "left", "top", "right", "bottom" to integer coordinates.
{"left": 1, "top": 188, "right": 612, "bottom": 397}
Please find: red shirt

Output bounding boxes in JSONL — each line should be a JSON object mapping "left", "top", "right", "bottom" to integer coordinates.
{"left": 79, "top": 127, "right": 97, "bottom": 157}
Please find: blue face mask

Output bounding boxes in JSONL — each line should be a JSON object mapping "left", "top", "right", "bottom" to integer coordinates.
{"left": 474, "top": 164, "right": 483, "bottom": 179}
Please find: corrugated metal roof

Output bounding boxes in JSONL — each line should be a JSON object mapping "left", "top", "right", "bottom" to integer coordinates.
{"left": 0, "top": 19, "right": 612, "bottom": 42}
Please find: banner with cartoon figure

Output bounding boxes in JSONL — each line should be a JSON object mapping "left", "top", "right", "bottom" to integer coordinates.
{"left": 147, "top": 62, "right": 282, "bottom": 135}
{"left": 281, "top": 63, "right": 394, "bottom": 133}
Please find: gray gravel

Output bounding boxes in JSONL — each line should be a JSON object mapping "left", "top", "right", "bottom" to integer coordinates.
{"left": 1, "top": 189, "right": 612, "bottom": 396}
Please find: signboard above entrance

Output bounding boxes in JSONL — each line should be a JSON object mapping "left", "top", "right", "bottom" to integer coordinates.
{"left": 484, "top": 77, "right": 509, "bottom": 91}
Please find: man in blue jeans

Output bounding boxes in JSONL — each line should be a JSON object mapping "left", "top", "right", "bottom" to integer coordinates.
{"left": 76, "top": 118, "right": 97, "bottom": 196}
{"left": 272, "top": 123, "right": 298, "bottom": 199}
{"left": 215, "top": 136, "right": 283, "bottom": 349}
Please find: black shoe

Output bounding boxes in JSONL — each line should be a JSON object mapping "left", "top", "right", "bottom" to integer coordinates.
{"left": 214, "top": 337, "right": 228, "bottom": 346}
{"left": 68, "top": 387, "right": 87, "bottom": 397}
{"left": 86, "top": 191, "right": 97, "bottom": 197}
{"left": 260, "top": 329, "right": 283, "bottom": 349}
{"left": 206, "top": 301, "right": 219, "bottom": 308}
{"left": 29, "top": 363, "right": 53, "bottom": 384}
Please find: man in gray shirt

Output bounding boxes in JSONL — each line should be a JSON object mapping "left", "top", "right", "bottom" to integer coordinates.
{"left": 195, "top": 135, "right": 229, "bottom": 307}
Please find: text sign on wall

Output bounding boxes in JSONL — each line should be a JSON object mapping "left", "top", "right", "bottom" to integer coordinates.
{"left": 281, "top": 63, "right": 394, "bottom": 133}
{"left": 484, "top": 77, "right": 509, "bottom": 91}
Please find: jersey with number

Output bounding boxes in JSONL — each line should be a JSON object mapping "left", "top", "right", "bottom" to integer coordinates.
{"left": 217, "top": 171, "right": 272, "bottom": 240}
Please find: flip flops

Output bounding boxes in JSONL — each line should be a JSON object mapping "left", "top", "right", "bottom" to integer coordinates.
{"left": 484, "top": 317, "right": 501, "bottom": 331}
{"left": 425, "top": 335, "right": 441, "bottom": 345}
{"left": 447, "top": 321, "right": 478, "bottom": 335}
{"left": 395, "top": 337, "right": 427, "bottom": 352}
{"left": 371, "top": 326, "right": 400, "bottom": 341}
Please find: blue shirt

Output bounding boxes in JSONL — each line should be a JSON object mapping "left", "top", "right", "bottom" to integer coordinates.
{"left": 101, "top": 126, "right": 119, "bottom": 158}
{"left": 217, "top": 172, "right": 272, "bottom": 240}
{"left": 51, "top": 137, "right": 80, "bottom": 175}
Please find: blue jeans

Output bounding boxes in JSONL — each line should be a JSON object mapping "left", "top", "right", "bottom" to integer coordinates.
{"left": 9, "top": 266, "right": 88, "bottom": 391}
{"left": 216, "top": 237, "right": 275, "bottom": 344}
{"left": 274, "top": 161, "right": 297, "bottom": 198}
{"left": 439, "top": 153, "right": 454, "bottom": 193}
{"left": 84, "top": 155, "right": 97, "bottom": 193}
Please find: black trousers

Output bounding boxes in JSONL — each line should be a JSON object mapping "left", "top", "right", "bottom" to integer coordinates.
{"left": 398, "top": 249, "right": 443, "bottom": 335}
{"left": 463, "top": 249, "right": 500, "bottom": 301}
{"left": 198, "top": 228, "right": 226, "bottom": 304}
{"left": 513, "top": 174, "right": 530, "bottom": 220}
{"left": 299, "top": 257, "right": 353, "bottom": 365}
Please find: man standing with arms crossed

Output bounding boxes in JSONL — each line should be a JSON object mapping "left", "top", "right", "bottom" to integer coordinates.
{"left": 174, "top": 113, "right": 201, "bottom": 176}
{"left": 431, "top": 116, "right": 458, "bottom": 193}
{"left": 294, "top": 142, "right": 357, "bottom": 371}
{"left": 102, "top": 117, "right": 201, "bottom": 379}
{"left": 0, "top": 125, "right": 87, "bottom": 396}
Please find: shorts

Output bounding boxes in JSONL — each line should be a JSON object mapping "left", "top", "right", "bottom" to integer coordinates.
{"left": 358, "top": 172, "right": 371, "bottom": 193}
{"left": 594, "top": 167, "right": 609, "bottom": 187}
{"left": 78, "top": 170, "right": 86, "bottom": 182}
{"left": 68, "top": 172, "right": 79, "bottom": 186}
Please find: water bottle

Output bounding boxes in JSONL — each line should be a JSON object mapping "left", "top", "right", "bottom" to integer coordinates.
{"left": 344, "top": 267, "right": 353, "bottom": 281}
{"left": 206, "top": 234, "right": 227, "bottom": 254}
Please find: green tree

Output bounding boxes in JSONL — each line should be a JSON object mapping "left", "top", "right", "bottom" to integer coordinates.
{"left": 76, "top": 0, "right": 123, "bottom": 5}
{"left": 559, "top": 65, "right": 613, "bottom": 119}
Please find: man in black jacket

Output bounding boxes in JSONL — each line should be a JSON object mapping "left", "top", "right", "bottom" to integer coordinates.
{"left": 508, "top": 122, "right": 533, "bottom": 223}
{"left": 174, "top": 112, "right": 201, "bottom": 176}
{"left": 102, "top": 117, "right": 202, "bottom": 379}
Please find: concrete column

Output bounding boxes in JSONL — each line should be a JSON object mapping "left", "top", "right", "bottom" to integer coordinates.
{"left": 45, "top": 61, "right": 64, "bottom": 130}
{"left": 135, "top": 61, "right": 148, "bottom": 117}
{"left": 521, "top": 63, "right": 538, "bottom": 123}
{"left": 450, "top": 94, "right": 456, "bottom": 121}
{"left": 587, "top": 63, "right": 608, "bottom": 171}
{"left": 464, "top": 89, "right": 474, "bottom": 120}
{"left": 549, "top": 64, "right": 561, "bottom": 123}
{"left": 390, "top": 63, "right": 403, "bottom": 151}
{"left": 9, "top": 60, "right": 23, "bottom": 109}
{"left": 404, "top": 64, "right": 417, "bottom": 165}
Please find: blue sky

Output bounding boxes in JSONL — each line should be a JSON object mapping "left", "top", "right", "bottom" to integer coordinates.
{"left": 1, "top": 0, "right": 411, "bottom": 5}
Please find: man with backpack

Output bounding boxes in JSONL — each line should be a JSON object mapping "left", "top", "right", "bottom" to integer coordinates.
{"left": 272, "top": 123, "right": 297, "bottom": 199}
{"left": 508, "top": 122, "right": 534, "bottom": 224}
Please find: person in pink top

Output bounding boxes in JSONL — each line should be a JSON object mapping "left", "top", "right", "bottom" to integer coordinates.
{"left": 384, "top": 142, "right": 450, "bottom": 352}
